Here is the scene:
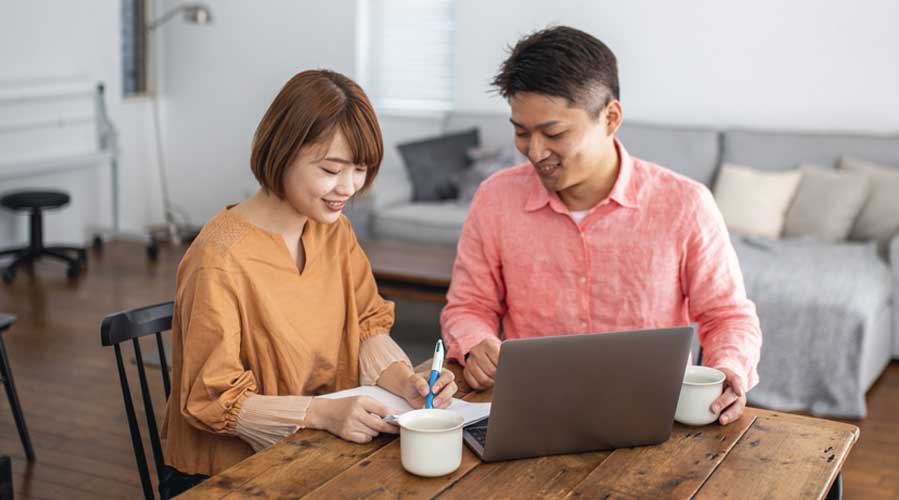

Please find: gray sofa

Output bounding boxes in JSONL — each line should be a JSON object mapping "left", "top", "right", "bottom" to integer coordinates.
{"left": 347, "top": 113, "right": 899, "bottom": 418}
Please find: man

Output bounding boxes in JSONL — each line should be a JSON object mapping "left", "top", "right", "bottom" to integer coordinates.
{"left": 440, "top": 26, "right": 762, "bottom": 426}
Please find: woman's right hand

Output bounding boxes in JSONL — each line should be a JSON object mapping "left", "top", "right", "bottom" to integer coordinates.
{"left": 305, "top": 396, "right": 399, "bottom": 443}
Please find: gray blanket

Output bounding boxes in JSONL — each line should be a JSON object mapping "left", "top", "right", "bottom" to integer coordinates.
{"left": 731, "top": 236, "right": 892, "bottom": 418}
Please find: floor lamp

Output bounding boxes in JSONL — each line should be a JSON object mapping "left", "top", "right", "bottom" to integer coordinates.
{"left": 145, "top": 3, "right": 212, "bottom": 258}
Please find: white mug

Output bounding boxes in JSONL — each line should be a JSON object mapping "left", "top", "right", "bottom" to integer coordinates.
{"left": 398, "top": 409, "right": 464, "bottom": 477}
{"left": 674, "top": 365, "right": 725, "bottom": 426}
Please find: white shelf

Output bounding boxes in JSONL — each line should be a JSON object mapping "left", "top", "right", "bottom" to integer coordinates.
{"left": 0, "top": 151, "right": 114, "bottom": 181}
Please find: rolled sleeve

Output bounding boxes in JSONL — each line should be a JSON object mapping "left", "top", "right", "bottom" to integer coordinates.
{"left": 684, "top": 187, "right": 763, "bottom": 390}
{"left": 441, "top": 189, "right": 506, "bottom": 365}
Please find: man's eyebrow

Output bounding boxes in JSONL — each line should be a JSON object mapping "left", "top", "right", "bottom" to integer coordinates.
{"left": 509, "top": 118, "right": 561, "bottom": 129}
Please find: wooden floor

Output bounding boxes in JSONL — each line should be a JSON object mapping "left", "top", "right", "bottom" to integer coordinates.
{"left": 0, "top": 240, "right": 897, "bottom": 499}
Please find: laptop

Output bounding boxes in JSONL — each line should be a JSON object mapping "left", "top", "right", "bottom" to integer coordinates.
{"left": 462, "top": 327, "right": 693, "bottom": 462}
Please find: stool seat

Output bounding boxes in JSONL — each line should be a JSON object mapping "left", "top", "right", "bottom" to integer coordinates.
{"left": 0, "top": 189, "right": 85, "bottom": 283}
{"left": 0, "top": 314, "right": 14, "bottom": 332}
{"left": 1, "top": 191, "right": 70, "bottom": 211}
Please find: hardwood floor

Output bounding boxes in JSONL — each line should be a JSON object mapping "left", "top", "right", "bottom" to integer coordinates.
{"left": 0, "top": 240, "right": 897, "bottom": 499}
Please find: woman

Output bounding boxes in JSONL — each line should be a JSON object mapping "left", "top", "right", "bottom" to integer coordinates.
{"left": 160, "top": 70, "right": 457, "bottom": 496}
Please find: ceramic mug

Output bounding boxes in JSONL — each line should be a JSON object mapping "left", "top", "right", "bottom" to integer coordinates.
{"left": 674, "top": 365, "right": 725, "bottom": 426}
{"left": 398, "top": 409, "right": 464, "bottom": 477}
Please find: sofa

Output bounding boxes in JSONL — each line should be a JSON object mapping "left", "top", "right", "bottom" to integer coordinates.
{"left": 346, "top": 112, "right": 899, "bottom": 418}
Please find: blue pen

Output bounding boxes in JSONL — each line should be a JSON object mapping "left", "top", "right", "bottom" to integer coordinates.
{"left": 425, "top": 339, "right": 445, "bottom": 409}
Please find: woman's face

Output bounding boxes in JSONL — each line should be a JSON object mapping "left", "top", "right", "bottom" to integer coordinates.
{"left": 282, "top": 130, "right": 368, "bottom": 224}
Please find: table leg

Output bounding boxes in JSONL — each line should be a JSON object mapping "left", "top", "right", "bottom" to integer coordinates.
{"left": 825, "top": 472, "right": 842, "bottom": 500}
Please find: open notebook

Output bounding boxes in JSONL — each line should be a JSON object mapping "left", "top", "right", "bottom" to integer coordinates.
{"left": 319, "top": 385, "right": 490, "bottom": 426}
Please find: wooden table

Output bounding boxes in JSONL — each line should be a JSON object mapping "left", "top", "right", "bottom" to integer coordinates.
{"left": 360, "top": 239, "right": 455, "bottom": 303}
{"left": 181, "top": 363, "right": 859, "bottom": 499}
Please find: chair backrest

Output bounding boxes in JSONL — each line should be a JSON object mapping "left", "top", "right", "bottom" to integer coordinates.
{"left": 100, "top": 301, "right": 174, "bottom": 500}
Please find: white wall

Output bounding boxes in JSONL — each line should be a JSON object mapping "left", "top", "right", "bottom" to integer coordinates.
{"left": 454, "top": 0, "right": 899, "bottom": 132}
{"left": 157, "top": 0, "right": 359, "bottom": 224}
{"left": 3, "top": 0, "right": 897, "bottom": 240}
{"left": 0, "top": 0, "right": 159, "bottom": 249}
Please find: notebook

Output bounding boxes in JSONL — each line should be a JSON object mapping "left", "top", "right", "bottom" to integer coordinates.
{"left": 318, "top": 385, "right": 491, "bottom": 426}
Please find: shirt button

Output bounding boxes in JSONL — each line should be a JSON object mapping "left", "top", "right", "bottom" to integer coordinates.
{"left": 581, "top": 321, "right": 588, "bottom": 328}
{"left": 579, "top": 277, "right": 587, "bottom": 284}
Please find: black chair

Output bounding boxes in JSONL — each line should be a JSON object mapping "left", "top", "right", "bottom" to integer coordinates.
{"left": 100, "top": 302, "right": 173, "bottom": 500}
{"left": 0, "top": 314, "right": 35, "bottom": 463}
{"left": 0, "top": 454, "right": 11, "bottom": 500}
{"left": 0, "top": 190, "right": 87, "bottom": 284}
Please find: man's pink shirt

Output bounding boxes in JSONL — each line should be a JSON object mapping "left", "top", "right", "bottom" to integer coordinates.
{"left": 440, "top": 140, "right": 762, "bottom": 389}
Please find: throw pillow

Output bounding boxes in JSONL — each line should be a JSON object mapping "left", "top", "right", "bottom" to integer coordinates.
{"left": 456, "top": 146, "right": 528, "bottom": 203}
{"left": 840, "top": 157, "right": 899, "bottom": 257}
{"left": 782, "top": 164, "right": 870, "bottom": 241}
{"left": 397, "top": 128, "right": 480, "bottom": 202}
{"left": 713, "top": 163, "right": 802, "bottom": 239}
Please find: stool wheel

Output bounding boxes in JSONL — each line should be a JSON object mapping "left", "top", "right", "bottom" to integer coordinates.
{"left": 2, "top": 268, "right": 14, "bottom": 285}
{"left": 147, "top": 238, "right": 159, "bottom": 260}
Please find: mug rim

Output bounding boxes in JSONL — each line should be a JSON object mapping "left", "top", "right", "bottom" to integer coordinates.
{"left": 398, "top": 409, "right": 464, "bottom": 433}
{"left": 683, "top": 365, "right": 726, "bottom": 386}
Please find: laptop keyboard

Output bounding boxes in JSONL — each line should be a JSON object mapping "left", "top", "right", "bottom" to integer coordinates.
{"left": 465, "top": 419, "right": 489, "bottom": 447}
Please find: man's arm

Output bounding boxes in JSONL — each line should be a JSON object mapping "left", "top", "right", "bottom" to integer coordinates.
{"left": 440, "top": 187, "right": 507, "bottom": 371}
{"left": 683, "top": 186, "right": 763, "bottom": 424}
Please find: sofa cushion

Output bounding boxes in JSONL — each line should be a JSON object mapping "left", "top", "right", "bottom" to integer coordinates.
{"left": 455, "top": 147, "right": 527, "bottom": 203}
{"left": 616, "top": 122, "right": 721, "bottom": 187}
{"left": 714, "top": 163, "right": 802, "bottom": 238}
{"left": 783, "top": 165, "right": 870, "bottom": 241}
{"left": 371, "top": 202, "right": 469, "bottom": 245}
{"left": 397, "top": 128, "right": 480, "bottom": 202}
{"left": 841, "top": 157, "right": 899, "bottom": 257}
{"left": 722, "top": 129, "right": 899, "bottom": 170}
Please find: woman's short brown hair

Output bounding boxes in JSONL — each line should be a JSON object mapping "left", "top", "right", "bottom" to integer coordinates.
{"left": 250, "top": 70, "right": 383, "bottom": 197}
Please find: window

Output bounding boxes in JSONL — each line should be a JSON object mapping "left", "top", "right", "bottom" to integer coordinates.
{"left": 122, "top": 0, "right": 148, "bottom": 96}
{"left": 357, "top": 0, "right": 455, "bottom": 113}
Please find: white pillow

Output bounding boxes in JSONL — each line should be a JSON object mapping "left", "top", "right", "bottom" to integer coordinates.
{"left": 713, "top": 163, "right": 803, "bottom": 239}
{"left": 840, "top": 157, "right": 899, "bottom": 257}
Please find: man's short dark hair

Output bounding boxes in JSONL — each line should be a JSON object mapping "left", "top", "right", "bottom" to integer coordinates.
{"left": 492, "top": 26, "right": 619, "bottom": 118}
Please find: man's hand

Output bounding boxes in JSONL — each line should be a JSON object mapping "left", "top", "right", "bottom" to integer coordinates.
{"left": 711, "top": 367, "right": 746, "bottom": 425}
{"left": 463, "top": 336, "right": 502, "bottom": 390}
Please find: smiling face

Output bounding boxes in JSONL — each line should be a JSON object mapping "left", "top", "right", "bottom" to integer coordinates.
{"left": 281, "top": 130, "right": 368, "bottom": 224}
{"left": 510, "top": 92, "right": 620, "bottom": 195}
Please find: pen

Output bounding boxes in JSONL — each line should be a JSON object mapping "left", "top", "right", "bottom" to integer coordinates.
{"left": 425, "top": 339, "right": 444, "bottom": 409}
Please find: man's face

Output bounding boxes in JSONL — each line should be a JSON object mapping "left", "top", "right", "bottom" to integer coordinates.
{"left": 509, "top": 92, "right": 616, "bottom": 193}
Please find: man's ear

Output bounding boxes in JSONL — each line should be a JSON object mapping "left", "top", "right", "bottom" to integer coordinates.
{"left": 605, "top": 100, "right": 623, "bottom": 136}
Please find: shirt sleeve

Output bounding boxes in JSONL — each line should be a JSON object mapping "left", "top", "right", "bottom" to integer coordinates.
{"left": 346, "top": 219, "right": 396, "bottom": 341}
{"left": 176, "top": 267, "right": 258, "bottom": 435}
{"left": 683, "top": 186, "right": 763, "bottom": 390}
{"left": 440, "top": 188, "right": 507, "bottom": 365}
{"left": 235, "top": 394, "right": 313, "bottom": 452}
{"left": 358, "top": 333, "right": 413, "bottom": 386}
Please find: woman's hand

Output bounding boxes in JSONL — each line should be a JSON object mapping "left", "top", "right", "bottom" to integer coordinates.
{"left": 305, "top": 396, "right": 398, "bottom": 443}
{"left": 400, "top": 369, "right": 457, "bottom": 409}
{"left": 375, "top": 361, "right": 458, "bottom": 410}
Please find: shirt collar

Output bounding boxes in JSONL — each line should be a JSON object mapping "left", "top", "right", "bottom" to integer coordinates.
{"left": 524, "top": 138, "right": 640, "bottom": 213}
